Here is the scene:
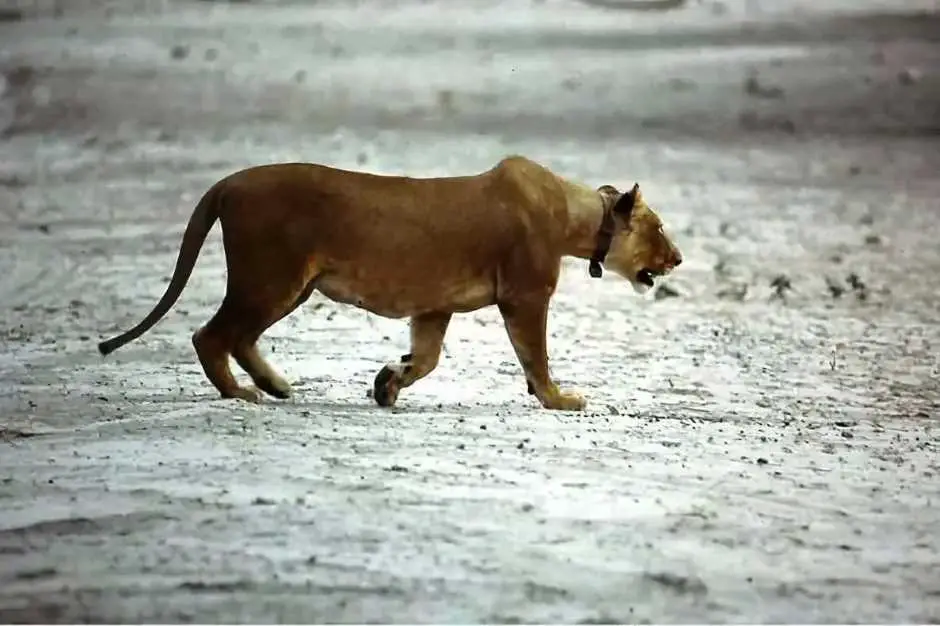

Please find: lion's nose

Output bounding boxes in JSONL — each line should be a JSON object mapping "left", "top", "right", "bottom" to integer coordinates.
{"left": 673, "top": 252, "right": 683, "bottom": 267}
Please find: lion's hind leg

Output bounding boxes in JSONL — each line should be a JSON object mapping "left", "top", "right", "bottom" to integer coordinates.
{"left": 195, "top": 215, "right": 320, "bottom": 403}
{"left": 230, "top": 276, "right": 319, "bottom": 400}
{"left": 192, "top": 298, "right": 263, "bottom": 404}
{"left": 373, "top": 312, "right": 452, "bottom": 407}
{"left": 233, "top": 343, "right": 292, "bottom": 399}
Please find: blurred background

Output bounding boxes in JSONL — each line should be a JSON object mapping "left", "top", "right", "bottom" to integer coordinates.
{"left": 3, "top": 0, "right": 939, "bottom": 155}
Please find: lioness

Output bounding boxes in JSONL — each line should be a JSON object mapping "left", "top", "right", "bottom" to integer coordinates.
{"left": 97, "top": 155, "right": 682, "bottom": 411}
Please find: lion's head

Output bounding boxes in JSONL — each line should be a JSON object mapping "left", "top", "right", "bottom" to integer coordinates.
{"left": 593, "top": 183, "right": 682, "bottom": 294}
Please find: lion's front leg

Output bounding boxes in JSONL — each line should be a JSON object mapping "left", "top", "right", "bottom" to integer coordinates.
{"left": 498, "top": 298, "right": 586, "bottom": 411}
{"left": 373, "top": 311, "right": 452, "bottom": 407}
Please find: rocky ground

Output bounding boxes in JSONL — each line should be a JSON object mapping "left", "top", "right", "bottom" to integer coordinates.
{"left": 1, "top": 0, "right": 939, "bottom": 623}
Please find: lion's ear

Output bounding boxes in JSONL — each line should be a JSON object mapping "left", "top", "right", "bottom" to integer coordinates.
{"left": 597, "top": 184, "right": 619, "bottom": 195}
{"left": 612, "top": 185, "right": 637, "bottom": 218}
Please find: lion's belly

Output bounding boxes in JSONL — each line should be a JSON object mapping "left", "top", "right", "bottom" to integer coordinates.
{"left": 315, "top": 272, "right": 496, "bottom": 319}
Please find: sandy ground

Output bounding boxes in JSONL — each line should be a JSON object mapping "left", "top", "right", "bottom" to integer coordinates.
{"left": 1, "top": 0, "right": 940, "bottom": 623}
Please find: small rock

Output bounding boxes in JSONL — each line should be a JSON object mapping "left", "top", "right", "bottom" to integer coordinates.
{"left": 251, "top": 496, "right": 276, "bottom": 506}
{"left": 769, "top": 274, "right": 792, "bottom": 300}
{"left": 561, "top": 77, "right": 581, "bottom": 91}
{"left": 170, "top": 44, "right": 189, "bottom": 60}
{"left": 846, "top": 273, "right": 867, "bottom": 293}
{"left": 15, "top": 567, "right": 57, "bottom": 581}
{"left": 667, "top": 77, "right": 696, "bottom": 92}
{"left": 5, "top": 66, "right": 35, "bottom": 89}
{"left": 0, "top": 8, "right": 22, "bottom": 22}
{"left": 645, "top": 571, "right": 708, "bottom": 595}
{"left": 654, "top": 283, "right": 680, "bottom": 300}
{"left": 436, "top": 89, "right": 456, "bottom": 115}
{"left": 607, "top": 405, "right": 620, "bottom": 416}
{"left": 898, "top": 68, "right": 921, "bottom": 85}
{"left": 864, "top": 234, "right": 882, "bottom": 246}
{"left": 825, "top": 276, "right": 845, "bottom": 299}
{"left": 0, "top": 173, "right": 24, "bottom": 188}
{"left": 841, "top": 430, "right": 854, "bottom": 439}
{"left": 716, "top": 283, "right": 748, "bottom": 302}
{"left": 744, "top": 72, "right": 785, "bottom": 99}
{"left": 756, "top": 457, "right": 769, "bottom": 466}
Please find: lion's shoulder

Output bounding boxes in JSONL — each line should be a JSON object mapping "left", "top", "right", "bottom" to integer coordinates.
{"left": 491, "top": 154, "right": 554, "bottom": 181}
{"left": 486, "top": 155, "right": 566, "bottom": 211}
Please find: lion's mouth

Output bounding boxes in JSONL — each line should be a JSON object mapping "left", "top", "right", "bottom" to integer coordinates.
{"left": 636, "top": 269, "right": 657, "bottom": 287}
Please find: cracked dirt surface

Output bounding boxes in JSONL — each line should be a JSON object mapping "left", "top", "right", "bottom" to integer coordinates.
{"left": 1, "top": 0, "right": 939, "bottom": 623}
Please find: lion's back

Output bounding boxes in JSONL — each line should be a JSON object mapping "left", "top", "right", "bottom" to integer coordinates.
{"left": 219, "top": 157, "right": 565, "bottom": 272}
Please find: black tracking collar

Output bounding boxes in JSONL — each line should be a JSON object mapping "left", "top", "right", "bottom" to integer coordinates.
{"left": 588, "top": 184, "right": 637, "bottom": 279}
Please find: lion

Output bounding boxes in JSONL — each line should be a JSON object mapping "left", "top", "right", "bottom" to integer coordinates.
{"left": 97, "top": 155, "right": 682, "bottom": 411}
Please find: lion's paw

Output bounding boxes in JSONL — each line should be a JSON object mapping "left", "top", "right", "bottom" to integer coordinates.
{"left": 542, "top": 388, "right": 587, "bottom": 412}
{"left": 227, "top": 386, "right": 264, "bottom": 404}
{"left": 259, "top": 375, "right": 292, "bottom": 400}
{"left": 372, "top": 365, "right": 402, "bottom": 408}
{"left": 558, "top": 390, "right": 587, "bottom": 412}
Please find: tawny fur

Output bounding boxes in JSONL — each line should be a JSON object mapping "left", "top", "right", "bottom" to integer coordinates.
{"left": 97, "top": 155, "right": 682, "bottom": 411}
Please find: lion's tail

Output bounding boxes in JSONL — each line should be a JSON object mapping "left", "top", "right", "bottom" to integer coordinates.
{"left": 97, "top": 180, "right": 224, "bottom": 356}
